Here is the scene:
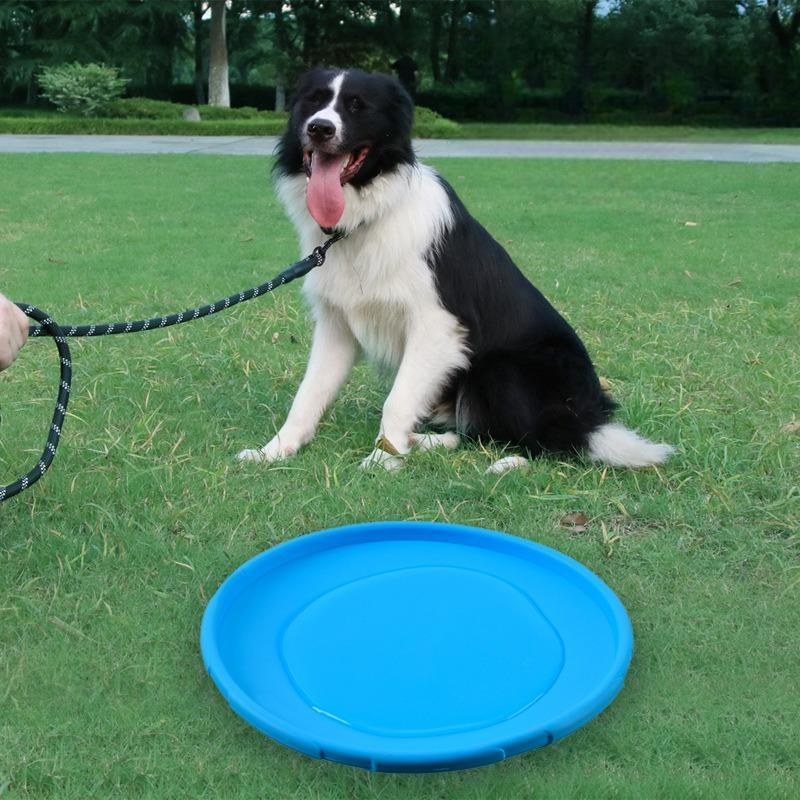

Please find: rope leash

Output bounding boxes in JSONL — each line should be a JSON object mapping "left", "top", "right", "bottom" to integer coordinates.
{"left": 1, "top": 233, "right": 343, "bottom": 503}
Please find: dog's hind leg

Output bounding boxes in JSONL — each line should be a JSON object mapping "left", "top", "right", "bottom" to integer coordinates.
{"left": 485, "top": 455, "right": 529, "bottom": 475}
{"left": 409, "top": 431, "right": 460, "bottom": 452}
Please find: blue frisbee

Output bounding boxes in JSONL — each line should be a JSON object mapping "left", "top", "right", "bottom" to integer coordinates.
{"left": 200, "top": 522, "right": 633, "bottom": 772}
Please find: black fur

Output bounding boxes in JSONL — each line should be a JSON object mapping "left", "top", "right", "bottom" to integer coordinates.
{"left": 428, "top": 183, "right": 615, "bottom": 456}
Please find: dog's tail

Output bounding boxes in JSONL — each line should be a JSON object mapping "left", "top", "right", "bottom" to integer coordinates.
{"left": 588, "top": 422, "right": 675, "bottom": 468}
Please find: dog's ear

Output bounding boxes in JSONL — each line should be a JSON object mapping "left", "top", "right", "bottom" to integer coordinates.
{"left": 387, "top": 77, "right": 414, "bottom": 137}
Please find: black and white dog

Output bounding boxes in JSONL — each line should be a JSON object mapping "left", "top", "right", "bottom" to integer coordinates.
{"left": 238, "top": 69, "right": 673, "bottom": 473}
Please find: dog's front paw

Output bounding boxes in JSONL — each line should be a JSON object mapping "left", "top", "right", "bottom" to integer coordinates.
{"left": 360, "top": 447, "right": 405, "bottom": 472}
{"left": 237, "top": 434, "right": 298, "bottom": 464}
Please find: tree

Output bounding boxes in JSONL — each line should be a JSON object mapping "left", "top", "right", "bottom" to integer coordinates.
{"left": 208, "top": 0, "right": 230, "bottom": 107}
{"left": 759, "top": 0, "right": 800, "bottom": 122}
{"left": 428, "top": 0, "right": 443, "bottom": 82}
{"left": 486, "top": 0, "right": 515, "bottom": 118}
{"left": 0, "top": 0, "right": 115, "bottom": 104}
{"left": 0, "top": 0, "right": 796, "bottom": 124}
{"left": 192, "top": 0, "right": 205, "bottom": 105}
{"left": 0, "top": 1, "right": 37, "bottom": 102}
{"left": 0, "top": 0, "right": 190, "bottom": 103}
{"left": 569, "top": 0, "right": 598, "bottom": 118}
{"left": 766, "top": 0, "right": 800, "bottom": 55}
{"left": 600, "top": 0, "right": 715, "bottom": 115}
{"left": 444, "top": 0, "right": 462, "bottom": 83}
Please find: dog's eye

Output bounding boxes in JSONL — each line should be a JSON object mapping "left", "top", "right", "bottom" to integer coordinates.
{"left": 308, "top": 89, "right": 331, "bottom": 105}
{"left": 347, "top": 96, "right": 364, "bottom": 113}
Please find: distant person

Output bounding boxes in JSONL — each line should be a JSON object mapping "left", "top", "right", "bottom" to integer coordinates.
{"left": 391, "top": 53, "right": 419, "bottom": 101}
{"left": 0, "top": 293, "right": 28, "bottom": 371}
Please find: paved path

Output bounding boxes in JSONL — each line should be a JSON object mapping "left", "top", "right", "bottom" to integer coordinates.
{"left": 1, "top": 134, "right": 799, "bottom": 162}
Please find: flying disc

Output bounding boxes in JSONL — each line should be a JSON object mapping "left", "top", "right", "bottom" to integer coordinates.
{"left": 200, "top": 522, "right": 633, "bottom": 772}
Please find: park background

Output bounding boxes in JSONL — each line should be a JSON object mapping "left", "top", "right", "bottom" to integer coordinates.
{"left": 1, "top": 0, "right": 800, "bottom": 129}
{"left": 1, "top": 2, "right": 799, "bottom": 800}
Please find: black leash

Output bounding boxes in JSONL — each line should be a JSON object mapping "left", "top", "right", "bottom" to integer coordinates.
{"left": 1, "top": 233, "right": 343, "bottom": 503}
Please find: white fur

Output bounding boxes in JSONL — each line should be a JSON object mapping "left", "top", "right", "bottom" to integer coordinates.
{"left": 587, "top": 422, "right": 675, "bottom": 468}
{"left": 239, "top": 163, "right": 469, "bottom": 466}
{"left": 359, "top": 447, "right": 404, "bottom": 472}
{"left": 409, "top": 431, "right": 460, "bottom": 452}
{"left": 237, "top": 307, "right": 356, "bottom": 463}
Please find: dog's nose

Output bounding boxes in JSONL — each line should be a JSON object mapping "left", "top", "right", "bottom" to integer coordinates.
{"left": 307, "top": 118, "right": 336, "bottom": 141}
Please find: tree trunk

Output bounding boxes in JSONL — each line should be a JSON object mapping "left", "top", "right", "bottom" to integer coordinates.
{"left": 569, "top": 0, "right": 598, "bottom": 118}
{"left": 376, "top": 0, "right": 396, "bottom": 52}
{"left": 486, "top": 0, "right": 516, "bottom": 119}
{"left": 766, "top": 0, "right": 800, "bottom": 55}
{"left": 26, "top": 72, "right": 37, "bottom": 106}
{"left": 275, "top": 74, "right": 286, "bottom": 112}
{"left": 429, "top": 1, "right": 442, "bottom": 82}
{"left": 444, "top": 0, "right": 461, "bottom": 84}
{"left": 764, "top": 0, "right": 800, "bottom": 123}
{"left": 273, "top": 1, "right": 291, "bottom": 54}
{"left": 193, "top": 0, "right": 206, "bottom": 106}
{"left": 399, "top": 0, "right": 413, "bottom": 54}
{"left": 208, "top": 0, "right": 230, "bottom": 108}
{"left": 271, "top": 0, "right": 291, "bottom": 110}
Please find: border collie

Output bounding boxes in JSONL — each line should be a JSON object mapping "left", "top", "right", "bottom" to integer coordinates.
{"left": 238, "top": 68, "right": 674, "bottom": 473}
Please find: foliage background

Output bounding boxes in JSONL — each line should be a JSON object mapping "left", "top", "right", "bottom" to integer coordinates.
{"left": 0, "top": 0, "right": 799, "bottom": 124}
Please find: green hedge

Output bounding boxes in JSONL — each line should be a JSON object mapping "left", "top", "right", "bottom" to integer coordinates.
{"left": 0, "top": 116, "right": 287, "bottom": 136}
{"left": 102, "top": 97, "right": 276, "bottom": 120}
{"left": 0, "top": 100, "right": 461, "bottom": 138}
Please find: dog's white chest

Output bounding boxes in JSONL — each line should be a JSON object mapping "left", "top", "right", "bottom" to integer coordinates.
{"left": 305, "top": 246, "right": 434, "bottom": 370}
{"left": 346, "top": 302, "right": 407, "bottom": 369}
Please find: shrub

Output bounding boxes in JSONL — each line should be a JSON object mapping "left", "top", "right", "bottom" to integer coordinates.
{"left": 126, "top": 82, "right": 278, "bottom": 110}
{"left": 412, "top": 106, "right": 461, "bottom": 138}
{"left": 0, "top": 116, "right": 289, "bottom": 136}
{"left": 103, "top": 97, "right": 285, "bottom": 122}
{"left": 103, "top": 97, "right": 185, "bottom": 119}
{"left": 196, "top": 104, "right": 266, "bottom": 120}
{"left": 417, "top": 82, "right": 487, "bottom": 121}
{"left": 39, "top": 63, "right": 128, "bottom": 116}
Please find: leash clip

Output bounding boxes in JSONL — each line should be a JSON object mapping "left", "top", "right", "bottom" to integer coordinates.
{"left": 312, "top": 246, "right": 327, "bottom": 267}
{"left": 313, "top": 230, "right": 346, "bottom": 267}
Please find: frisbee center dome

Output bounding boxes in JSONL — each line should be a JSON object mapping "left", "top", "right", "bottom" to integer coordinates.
{"left": 280, "top": 566, "right": 565, "bottom": 737}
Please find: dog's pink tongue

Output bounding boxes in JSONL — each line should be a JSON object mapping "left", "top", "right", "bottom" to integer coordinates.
{"left": 307, "top": 151, "right": 348, "bottom": 228}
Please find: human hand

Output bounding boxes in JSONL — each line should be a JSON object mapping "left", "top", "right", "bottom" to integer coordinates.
{"left": 0, "top": 293, "right": 28, "bottom": 371}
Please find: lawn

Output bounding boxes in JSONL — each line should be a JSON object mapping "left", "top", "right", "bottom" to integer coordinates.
{"left": 0, "top": 154, "right": 798, "bottom": 799}
{"left": 457, "top": 121, "right": 800, "bottom": 144}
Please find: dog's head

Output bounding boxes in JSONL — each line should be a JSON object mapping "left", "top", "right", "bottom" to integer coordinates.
{"left": 275, "top": 69, "right": 415, "bottom": 230}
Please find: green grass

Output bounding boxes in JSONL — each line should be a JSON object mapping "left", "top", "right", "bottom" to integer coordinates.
{"left": 456, "top": 122, "right": 800, "bottom": 143}
{"left": 1, "top": 154, "right": 798, "bottom": 799}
